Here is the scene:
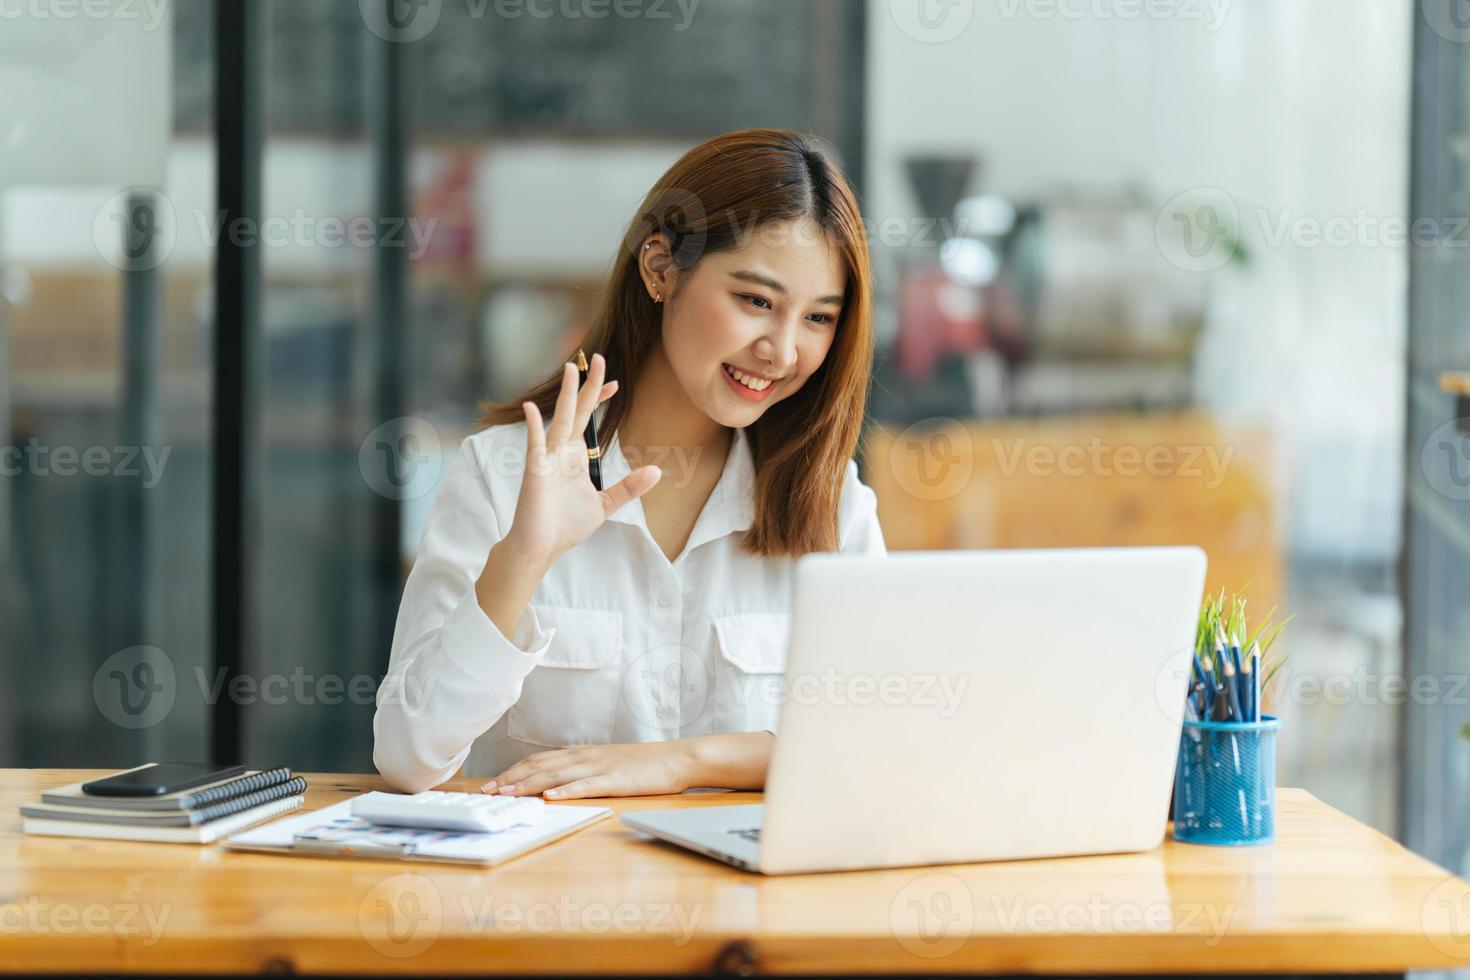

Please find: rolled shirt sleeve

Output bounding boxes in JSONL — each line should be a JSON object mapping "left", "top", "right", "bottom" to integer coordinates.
{"left": 373, "top": 437, "right": 556, "bottom": 793}
{"left": 838, "top": 458, "right": 888, "bottom": 557}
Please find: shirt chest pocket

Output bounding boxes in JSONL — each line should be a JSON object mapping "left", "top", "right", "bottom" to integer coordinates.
{"left": 711, "top": 612, "right": 791, "bottom": 734}
{"left": 508, "top": 605, "right": 623, "bottom": 748}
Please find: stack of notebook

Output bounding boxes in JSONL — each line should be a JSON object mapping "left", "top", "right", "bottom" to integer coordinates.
{"left": 22, "top": 766, "right": 307, "bottom": 843}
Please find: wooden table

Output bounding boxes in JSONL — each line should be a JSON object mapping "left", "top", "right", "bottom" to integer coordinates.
{"left": 2, "top": 770, "right": 1469, "bottom": 976}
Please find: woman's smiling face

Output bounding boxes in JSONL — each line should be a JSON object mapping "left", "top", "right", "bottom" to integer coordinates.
{"left": 652, "top": 218, "right": 847, "bottom": 428}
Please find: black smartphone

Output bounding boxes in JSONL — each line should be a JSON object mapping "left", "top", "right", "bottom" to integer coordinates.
{"left": 81, "top": 762, "right": 246, "bottom": 797}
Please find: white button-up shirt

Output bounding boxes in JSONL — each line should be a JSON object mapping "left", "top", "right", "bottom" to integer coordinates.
{"left": 373, "top": 419, "right": 887, "bottom": 793}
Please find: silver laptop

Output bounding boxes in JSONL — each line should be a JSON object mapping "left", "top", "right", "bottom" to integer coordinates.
{"left": 620, "top": 546, "right": 1206, "bottom": 874}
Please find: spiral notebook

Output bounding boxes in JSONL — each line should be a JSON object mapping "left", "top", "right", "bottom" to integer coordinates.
{"left": 23, "top": 777, "right": 308, "bottom": 826}
{"left": 40, "top": 765, "right": 295, "bottom": 812}
{"left": 22, "top": 796, "right": 303, "bottom": 844}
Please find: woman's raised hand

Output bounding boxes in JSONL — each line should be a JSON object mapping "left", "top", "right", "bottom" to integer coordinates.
{"left": 505, "top": 353, "right": 661, "bottom": 566}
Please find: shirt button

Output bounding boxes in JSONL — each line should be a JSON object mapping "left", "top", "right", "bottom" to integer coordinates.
{"left": 657, "top": 595, "right": 672, "bottom": 608}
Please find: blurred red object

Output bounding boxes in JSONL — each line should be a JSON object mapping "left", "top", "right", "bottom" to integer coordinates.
{"left": 413, "top": 149, "right": 478, "bottom": 273}
{"left": 894, "top": 266, "right": 987, "bottom": 382}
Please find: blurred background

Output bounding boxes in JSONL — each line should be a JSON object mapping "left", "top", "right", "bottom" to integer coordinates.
{"left": 2, "top": 0, "right": 1467, "bottom": 878}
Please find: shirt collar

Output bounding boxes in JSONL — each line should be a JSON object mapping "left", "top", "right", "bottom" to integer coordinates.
{"left": 599, "top": 421, "right": 755, "bottom": 561}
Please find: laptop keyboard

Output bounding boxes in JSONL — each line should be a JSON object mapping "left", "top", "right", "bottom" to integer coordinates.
{"left": 726, "top": 827, "right": 761, "bottom": 843}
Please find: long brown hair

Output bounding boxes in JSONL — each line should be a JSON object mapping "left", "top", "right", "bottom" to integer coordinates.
{"left": 480, "top": 128, "right": 874, "bottom": 557}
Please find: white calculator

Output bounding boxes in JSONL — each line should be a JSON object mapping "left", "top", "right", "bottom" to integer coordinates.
{"left": 351, "top": 791, "right": 546, "bottom": 833}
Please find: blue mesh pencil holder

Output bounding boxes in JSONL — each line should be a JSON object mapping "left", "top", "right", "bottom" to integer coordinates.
{"left": 1173, "top": 715, "right": 1279, "bottom": 846}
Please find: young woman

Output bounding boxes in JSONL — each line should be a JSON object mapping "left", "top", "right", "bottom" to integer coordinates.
{"left": 373, "top": 128, "right": 885, "bottom": 799}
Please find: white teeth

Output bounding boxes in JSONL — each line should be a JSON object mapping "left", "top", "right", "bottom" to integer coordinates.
{"left": 724, "top": 364, "right": 772, "bottom": 391}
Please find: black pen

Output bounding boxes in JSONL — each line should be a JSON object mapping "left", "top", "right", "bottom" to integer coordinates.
{"left": 1211, "top": 681, "right": 1230, "bottom": 722}
{"left": 1220, "top": 658, "right": 1244, "bottom": 722}
{"left": 576, "top": 349, "right": 603, "bottom": 491}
